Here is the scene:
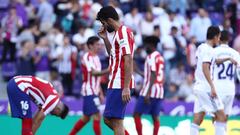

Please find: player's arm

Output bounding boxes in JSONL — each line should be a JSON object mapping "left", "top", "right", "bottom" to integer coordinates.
{"left": 215, "top": 58, "right": 237, "bottom": 65}
{"left": 144, "top": 71, "right": 156, "bottom": 103}
{"left": 98, "top": 26, "right": 111, "bottom": 55}
{"left": 133, "top": 60, "right": 144, "bottom": 77}
{"left": 122, "top": 54, "right": 133, "bottom": 103}
{"left": 202, "top": 62, "right": 217, "bottom": 98}
{"left": 91, "top": 67, "right": 109, "bottom": 76}
{"left": 32, "top": 109, "right": 45, "bottom": 135}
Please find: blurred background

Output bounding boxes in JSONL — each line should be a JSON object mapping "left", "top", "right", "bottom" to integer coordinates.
{"left": 0, "top": 0, "right": 240, "bottom": 135}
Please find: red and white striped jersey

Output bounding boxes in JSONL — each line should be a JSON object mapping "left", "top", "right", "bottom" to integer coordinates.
{"left": 139, "top": 51, "right": 164, "bottom": 99}
{"left": 81, "top": 52, "right": 102, "bottom": 96}
{"left": 13, "top": 76, "right": 60, "bottom": 115}
{"left": 107, "top": 25, "right": 135, "bottom": 89}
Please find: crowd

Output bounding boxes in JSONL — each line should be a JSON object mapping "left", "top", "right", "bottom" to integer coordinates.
{"left": 1, "top": 0, "right": 240, "bottom": 101}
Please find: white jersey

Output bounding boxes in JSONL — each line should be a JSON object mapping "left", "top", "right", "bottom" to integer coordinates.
{"left": 212, "top": 44, "right": 240, "bottom": 95}
{"left": 194, "top": 43, "right": 214, "bottom": 92}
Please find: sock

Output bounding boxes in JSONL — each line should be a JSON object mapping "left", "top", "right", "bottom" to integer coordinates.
{"left": 69, "top": 119, "right": 86, "bottom": 135}
{"left": 93, "top": 120, "right": 101, "bottom": 135}
{"left": 124, "top": 130, "right": 129, "bottom": 135}
{"left": 22, "top": 118, "right": 33, "bottom": 135}
{"left": 190, "top": 123, "right": 199, "bottom": 135}
{"left": 153, "top": 120, "right": 160, "bottom": 135}
{"left": 215, "top": 122, "right": 226, "bottom": 135}
{"left": 134, "top": 116, "right": 142, "bottom": 135}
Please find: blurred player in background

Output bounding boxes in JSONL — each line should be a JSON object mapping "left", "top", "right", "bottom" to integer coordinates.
{"left": 69, "top": 36, "right": 108, "bottom": 135}
{"left": 7, "top": 75, "right": 69, "bottom": 135}
{"left": 97, "top": 6, "right": 135, "bottom": 135}
{"left": 50, "top": 69, "right": 64, "bottom": 98}
{"left": 212, "top": 30, "right": 240, "bottom": 132}
{"left": 190, "top": 26, "right": 226, "bottom": 135}
{"left": 133, "top": 36, "right": 164, "bottom": 135}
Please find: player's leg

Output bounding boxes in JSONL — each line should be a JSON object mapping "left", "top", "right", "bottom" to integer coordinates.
{"left": 214, "top": 109, "right": 226, "bottom": 135}
{"left": 69, "top": 115, "right": 90, "bottom": 135}
{"left": 7, "top": 78, "right": 33, "bottom": 135}
{"left": 103, "top": 89, "right": 130, "bottom": 135}
{"left": 103, "top": 118, "right": 129, "bottom": 135}
{"left": 151, "top": 98, "right": 162, "bottom": 135}
{"left": 152, "top": 115, "right": 160, "bottom": 135}
{"left": 191, "top": 111, "right": 205, "bottom": 135}
{"left": 92, "top": 112, "right": 101, "bottom": 135}
{"left": 133, "top": 112, "right": 143, "bottom": 135}
{"left": 133, "top": 96, "right": 150, "bottom": 135}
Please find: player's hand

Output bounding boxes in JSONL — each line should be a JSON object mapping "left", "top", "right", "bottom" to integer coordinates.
{"left": 98, "top": 26, "right": 107, "bottom": 39}
{"left": 210, "top": 86, "right": 217, "bottom": 98}
{"left": 144, "top": 95, "right": 150, "bottom": 104}
{"left": 230, "top": 58, "right": 238, "bottom": 65}
{"left": 122, "top": 88, "right": 131, "bottom": 103}
{"left": 99, "top": 93, "right": 104, "bottom": 104}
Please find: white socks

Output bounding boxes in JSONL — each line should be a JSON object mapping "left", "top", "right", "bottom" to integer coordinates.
{"left": 190, "top": 123, "right": 199, "bottom": 135}
{"left": 214, "top": 122, "right": 227, "bottom": 135}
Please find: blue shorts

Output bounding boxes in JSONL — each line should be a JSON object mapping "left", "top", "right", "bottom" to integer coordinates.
{"left": 104, "top": 89, "right": 128, "bottom": 119}
{"left": 134, "top": 96, "right": 162, "bottom": 116}
{"left": 7, "top": 78, "right": 32, "bottom": 118}
{"left": 83, "top": 95, "right": 100, "bottom": 116}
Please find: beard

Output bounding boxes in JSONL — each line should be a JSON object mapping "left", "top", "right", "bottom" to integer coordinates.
{"left": 106, "top": 25, "right": 115, "bottom": 33}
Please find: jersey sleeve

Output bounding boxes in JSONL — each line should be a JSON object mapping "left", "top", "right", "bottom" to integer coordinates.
{"left": 119, "top": 26, "right": 134, "bottom": 56}
{"left": 42, "top": 95, "right": 59, "bottom": 115}
{"left": 202, "top": 47, "right": 213, "bottom": 63}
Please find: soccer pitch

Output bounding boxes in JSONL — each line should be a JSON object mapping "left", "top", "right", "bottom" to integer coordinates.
{"left": 1, "top": 115, "right": 239, "bottom": 135}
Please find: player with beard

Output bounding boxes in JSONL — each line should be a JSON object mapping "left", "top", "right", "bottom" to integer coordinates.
{"left": 97, "top": 6, "right": 135, "bottom": 135}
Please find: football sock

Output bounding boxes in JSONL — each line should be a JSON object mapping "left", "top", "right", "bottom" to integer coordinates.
{"left": 153, "top": 120, "right": 160, "bottom": 135}
{"left": 22, "top": 118, "right": 33, "bottom": 135}
{"left": 134, "top": 116, "right": 142, "bottom": 135}
{"left": 190, "top": 123, "right": 199, "bottom": 135}
{"left": 215, "top": 122, "right": 226, "bottom": 135}
{"left": 93, "top": 120, "right": 101, "bottom": 135}
{"left": 69, "top": 119, "right": 87, "bottom": 135}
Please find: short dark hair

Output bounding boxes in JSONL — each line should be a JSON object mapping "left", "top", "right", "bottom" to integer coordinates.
{"left": 87, "top": 36, "right": 100, "bottom": 47}
{"left": 206, "top": 26, "right": 220, "bottom": 40}
{"left": 220, "top": 30, "right": 229, "bottom": 42}
{"left": 96, "top": 6, "right": 119, "bottom": 21}
{"left": 60, "top": 104, "right": 69, "bottom": 119}
{"left": 143, "top": 36, "right": 160, "bottom": 48}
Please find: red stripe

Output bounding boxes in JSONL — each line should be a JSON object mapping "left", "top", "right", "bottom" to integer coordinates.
{"left": 109, "top": 29, "right": 122, "bottom": 88}
{"left": 28, "top": 87, "right": 45, "bottom": 102}
{"left": 119, "top": 26, "right": 126, "bottom": 88}
{"left": 43, "top": 96, "right": 58, "bottom": 113}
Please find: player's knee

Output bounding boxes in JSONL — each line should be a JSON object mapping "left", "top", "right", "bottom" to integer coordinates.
{"left": 133, "top": 112, "right": 141, "bottom": 118}
{"left": 93, "top": 113, "right": 101, "bottom": 121}
{"left": 151, "top": 115, "right": 159, "bottom": 122}
{"left": 104, "top": 118, "right": 110, "bottom": 126}
{"left": 82, "top": 115, "right": 90, "bottom": 123}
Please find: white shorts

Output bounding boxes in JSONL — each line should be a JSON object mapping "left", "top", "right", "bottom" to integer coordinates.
{"left": 193, "top": 91, "right": 224, "bottom": 113}
{"left": 218, "top": 95, "right": 234, "bottom": 115}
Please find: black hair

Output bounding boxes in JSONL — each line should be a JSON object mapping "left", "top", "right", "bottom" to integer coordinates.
{"left": 143, "top": 36, "right": 160, "bottom": 48}
{"left": 60, "top": 104, "right": 69, "bottom": 119}
{"left": 220, "top": 30, "right": 229, "bottom": 42}
{"left": 206, "top": 26, "right": 220, "bottom": 40}
{"left": 86, "top": 36, "right": 100, "bottom": 49}
{"left": 96, "top": 6, "right": 119, "bottom": 21}
{"left": 171, "top": 26, "right": 178, "bottom": 31}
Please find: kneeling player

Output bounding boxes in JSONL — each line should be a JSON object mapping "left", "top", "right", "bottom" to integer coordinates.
{"left": 69, "top": 36, "right": 109, "bottom": 135}
{"left": 134, "top": 36, "right": 164, "bottom": 135}
{"left": 7, "top": 75, "right": 69, "bottom": 135}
